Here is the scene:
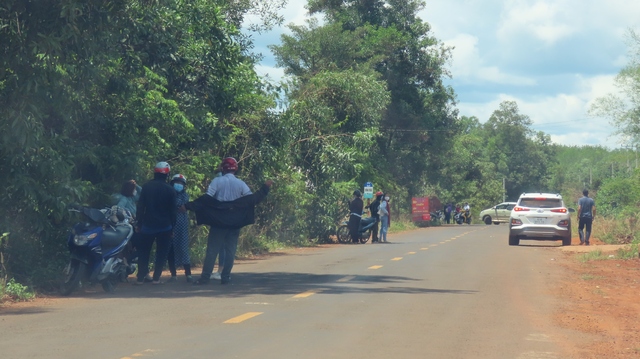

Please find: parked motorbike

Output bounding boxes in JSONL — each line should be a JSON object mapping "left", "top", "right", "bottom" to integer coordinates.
{"left": 430, "top": 210, "right": 444, "bottom": 223}
{"left": 336, "top": 214, "right": 378, "bottom": 244}
{"left": 59, "top": 205, "right": 135, "bottom": 295}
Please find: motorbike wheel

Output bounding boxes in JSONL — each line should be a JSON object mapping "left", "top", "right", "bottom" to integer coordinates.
{"left": 337, "top": 225, "right": 351, "bottom": 244}
{"left": 59, "top": 260, "right": 85, "bottom": 296}
{"left": 101, "top": 278, "right": 117, "bottom": 293}
{"left": 360, "top": 230, "right": 371, "bottom": 244}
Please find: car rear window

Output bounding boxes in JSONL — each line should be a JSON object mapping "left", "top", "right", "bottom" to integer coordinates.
{"left": 519, "top": 198, "right": 562, "bottom": 208}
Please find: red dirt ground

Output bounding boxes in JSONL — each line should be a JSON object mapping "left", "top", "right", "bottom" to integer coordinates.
{"left": 553, "top": 237, "right": 640, "bottom": 358}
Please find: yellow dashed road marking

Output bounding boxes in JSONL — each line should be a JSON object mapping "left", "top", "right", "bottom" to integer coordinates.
{"left": 121, "top": 349, "right": 155, "bottom": 359}
{"left": 391, "top": 257, "right": 403, "bottom": 261}
{"left": 292, "top": 290, "right": 320, "bottom": 299}
{"left": 224, "top": 312, "right": 263, "bottom": 324}
{"left": 407, "top": 251, "right": 416, "bottom": 255}
{"left": 420, "top": 247, "right": 429, "bottom": 250}
{"left": 337, "top": 275, "right": 356, "bottom": 282}
{"left": 369, "top": 265, "right": 383, "bottom": 269}
{"left": 439, "top": 241, "right": 446, "bottom": 244}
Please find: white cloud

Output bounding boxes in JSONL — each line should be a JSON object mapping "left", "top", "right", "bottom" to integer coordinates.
{"left": 498, "top": 1, "right": 577, "bottom": 45}
{"left": 444, "top": 33, "right": 536, "bottom": 85}
{"left": 255, "top": 64, "right": 286, "bottom": 83}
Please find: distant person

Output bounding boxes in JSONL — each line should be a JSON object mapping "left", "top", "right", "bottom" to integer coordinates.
{"left": 367, "top": 191, "right": 383, "bottom": 243}
{"left": 577, "top": 189, "right": 596, "bottom": 245}
{"left": 379, "top": 194, "right": 390, "bottom": 243}
{"left": 349, "top": 190, "right": 364, "bottom": 244}
{"left": 167, "top": 174, "right": 192, "bottom": 282}
{"left": 444, "top": 203, "right": 452, "bottom": 224}
{"left": 135, "top": 161, "right": 177, "bottom": 285}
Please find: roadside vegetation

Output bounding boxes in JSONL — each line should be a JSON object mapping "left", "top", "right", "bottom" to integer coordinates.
{"left": 1, "top": 1, "right": 639, "bottom": 297}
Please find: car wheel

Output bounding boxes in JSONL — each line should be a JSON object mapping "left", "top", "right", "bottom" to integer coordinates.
{"left": 483, "top": 216, "right": 492, "bottom": 225}
{"left": 562, "top": 229, "right": 572, "bottom": 246}
{"left": 508, "top": 234, "right": 520, "bottom": 246}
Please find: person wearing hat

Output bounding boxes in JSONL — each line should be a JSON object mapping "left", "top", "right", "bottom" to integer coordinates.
{"left": 195, "top": 157, "right": 252, "bottom": 285}
{"left": 349, "top": 190, "right": 364, "bottom": 243}
{"left": 135, "top": 161, "right": 177, "bottom": 285}
{"left": 166, "top": 174, "right": 192, "bottom": 282}
{"left": 366, "top": 191, "right": 383, "bottom": 243}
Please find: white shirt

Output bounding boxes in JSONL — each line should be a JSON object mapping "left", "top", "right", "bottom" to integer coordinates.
{"left": 463, "top": 204, "right": 470, "bottom": 211}
{"left": 206, "top": 173, "right": 252, "bottom": 201}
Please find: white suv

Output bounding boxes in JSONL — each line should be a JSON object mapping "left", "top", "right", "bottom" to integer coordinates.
{"left": 508, "top": 193, "right": 573, "bottom": 246}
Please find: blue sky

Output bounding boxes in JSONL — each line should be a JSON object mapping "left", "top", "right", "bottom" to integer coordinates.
{"left": 249, "top": 0, "right": 640, "bottom": 148}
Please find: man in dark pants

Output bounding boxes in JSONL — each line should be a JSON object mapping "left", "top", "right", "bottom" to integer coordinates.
{"left": 577, "top": 189, "right": 596, "bottom": 245}
{"left": 367, "top": 192, "right": 383, "bottom": 243}
{"left": 135, "top": 161, "right": 177, "bottom": 285}
{"left": 349, "top": 190, "right": 364, "bottom": 243}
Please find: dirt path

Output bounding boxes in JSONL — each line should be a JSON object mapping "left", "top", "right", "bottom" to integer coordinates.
{"left": 551, "top": 238, "right": 640, "bottom": 358}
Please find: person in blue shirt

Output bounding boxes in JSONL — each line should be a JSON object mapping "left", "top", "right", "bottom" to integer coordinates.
{"left": 113, "top": 180, "right": 142, "bottom": 218}
{"left": 577, "top": 189, "right": 596, "bottom": 245}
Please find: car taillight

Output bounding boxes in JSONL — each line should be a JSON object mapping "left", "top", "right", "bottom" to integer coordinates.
{"left": 513, "top": 206, "right": 529, "bottom": 212}
{"left": 557, "top": 220, "right": 569, "bottom": 227}
{"left": 551, "top": 208, "right": 567, "bottom": 213}
{"left": 511, "top": 218, "right": 523, "bottom": 225}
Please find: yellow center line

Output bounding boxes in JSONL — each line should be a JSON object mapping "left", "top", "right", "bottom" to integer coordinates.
{"left": 439, "top": 241, "right": 446, "bottom": 244}
{"left": 292, "top": 290, "right": 320, "bottom": 299}
{"left": 430, "top": 244, "right": 438, "bottom": 247}
{"left": 337, "top": 275, "right": 356, "bottom": 282}
{"left": 420, "top": 247, "right": 429, "bottom": 250}
{"left": 121, "top": 350, "right": 155, "bottom": 359}
{"left": 224, "top": 312, "right": 263, "bottom": 324}
{"left": 407, "top": 251, "right": 416, "bottom": 255}
{"left": 391, "top": 257, "right": 403, "bottom": 261}
{"left": 369, "top": 265, "right": 383, "bottom": 269}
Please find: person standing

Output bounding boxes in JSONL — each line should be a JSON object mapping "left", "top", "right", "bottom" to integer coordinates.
{"left": 444, "top": 203, "right": 452, "bottom": 224}
{"left": 577, "top": 189, "right": 596, "bottom": 245}
{"left": 367, "top": 191, "right": 383, "bottom": 243}
{"left": 166, "top": 174, "right": 192, "bottom": 282}
{"left": 349, "top": 190, "right": 364, "bottom": 244}
{"left": 135, "top": 161, "right": 177, "bottom": 285}
{"left": 379, "top": 194, "right": 390, "bottom": 243}
{"left": 195, "top": 157, "right": 252, "bottom": 285}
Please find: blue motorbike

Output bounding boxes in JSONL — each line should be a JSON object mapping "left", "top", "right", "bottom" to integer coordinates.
{"left": 60, "top": 206, "right": 135, "bottom": 295}
{"left": 336, "top": 214, "right": 378, "bottom": 244}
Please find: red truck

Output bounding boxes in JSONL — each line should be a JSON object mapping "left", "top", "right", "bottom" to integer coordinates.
{"left": 411, "top": 196, "right": 442, "bottom": 225}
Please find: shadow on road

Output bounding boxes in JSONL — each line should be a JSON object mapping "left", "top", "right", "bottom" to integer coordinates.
{"left": 41, "top": 271, "right": 478, "bottom": 303}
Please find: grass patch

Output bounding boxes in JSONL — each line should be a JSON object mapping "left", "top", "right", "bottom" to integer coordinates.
{"left": 578, "top": 249, "right": 604, "bottom": 262}
{"left": 614, "top": 243, "right": 639, "bottom": 259}
{"left": 2, "top": 278, "right": 35, "bottom": 302}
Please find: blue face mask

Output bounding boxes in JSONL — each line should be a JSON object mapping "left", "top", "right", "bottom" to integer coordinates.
{"left": 173, "top": 183, "right": 184, "bottom": 192}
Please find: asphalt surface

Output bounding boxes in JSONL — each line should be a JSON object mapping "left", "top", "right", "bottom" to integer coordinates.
{"left": 0, "top": 225, "right": 572, "bottom": 359}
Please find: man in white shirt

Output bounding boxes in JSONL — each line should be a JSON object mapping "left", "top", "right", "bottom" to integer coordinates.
{"left": 196, "top": 157, "right": 252, "bottom": 285}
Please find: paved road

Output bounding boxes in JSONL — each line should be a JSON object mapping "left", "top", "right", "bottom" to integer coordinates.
{"left": 0, "top": 225, "right": 573, "bottom": 359}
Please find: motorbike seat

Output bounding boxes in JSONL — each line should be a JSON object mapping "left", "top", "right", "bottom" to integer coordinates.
{"left": 360, "top": 216, "right": 376, "bottom": 231}
{"left": 101, "top": 225, "right": 132, "bottom": 254}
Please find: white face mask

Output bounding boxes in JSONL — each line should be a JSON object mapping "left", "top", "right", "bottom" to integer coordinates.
{"left": 385, "top": 196, "right": 390, "bottom": 201}
{"left": 133, "top": 190, "right": 137, "bottom": 197}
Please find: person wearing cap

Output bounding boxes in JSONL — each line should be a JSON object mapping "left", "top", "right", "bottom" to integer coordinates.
{"left": 195, "top": 157, "right": 252, "bottom": 285}
{"left": 135, "top": 161, "right": 177, "bottom": 285}
{"left": 166, "top": 174, "right": 192, "bottom": 282}
{"left": 349, "top": 190, "right": 364, "bottom": 243}
{"left": 366, "top": 191, "right": 383, "bottom": 243}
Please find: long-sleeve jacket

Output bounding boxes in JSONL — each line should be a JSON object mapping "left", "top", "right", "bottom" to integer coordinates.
{"left": 137, "top": 176, "right": 177, "bottom": 230}
{"left": 185, "top": 183, "right": 271, "bottom": 229}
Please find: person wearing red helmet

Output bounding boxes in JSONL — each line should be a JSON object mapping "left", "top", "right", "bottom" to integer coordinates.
{"left": 135, "top": 161, "right": 177, "bottom": 285}
{"left": 196, "top": 157, "right": 252, "bottom": 285}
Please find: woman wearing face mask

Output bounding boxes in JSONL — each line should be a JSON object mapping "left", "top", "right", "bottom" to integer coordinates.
{"left": 167, "top": 174, "right": 193, "bottom": 282}
{"left": 114, "top": 180, "right": 142, "bottom": 218}
{"left": 379, "top": 194, "right": 390, "bottom": 243}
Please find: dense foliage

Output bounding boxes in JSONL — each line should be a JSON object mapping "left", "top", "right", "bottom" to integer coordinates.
{"left": 1, "top": 1, "right": 638, "bottom": 288}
